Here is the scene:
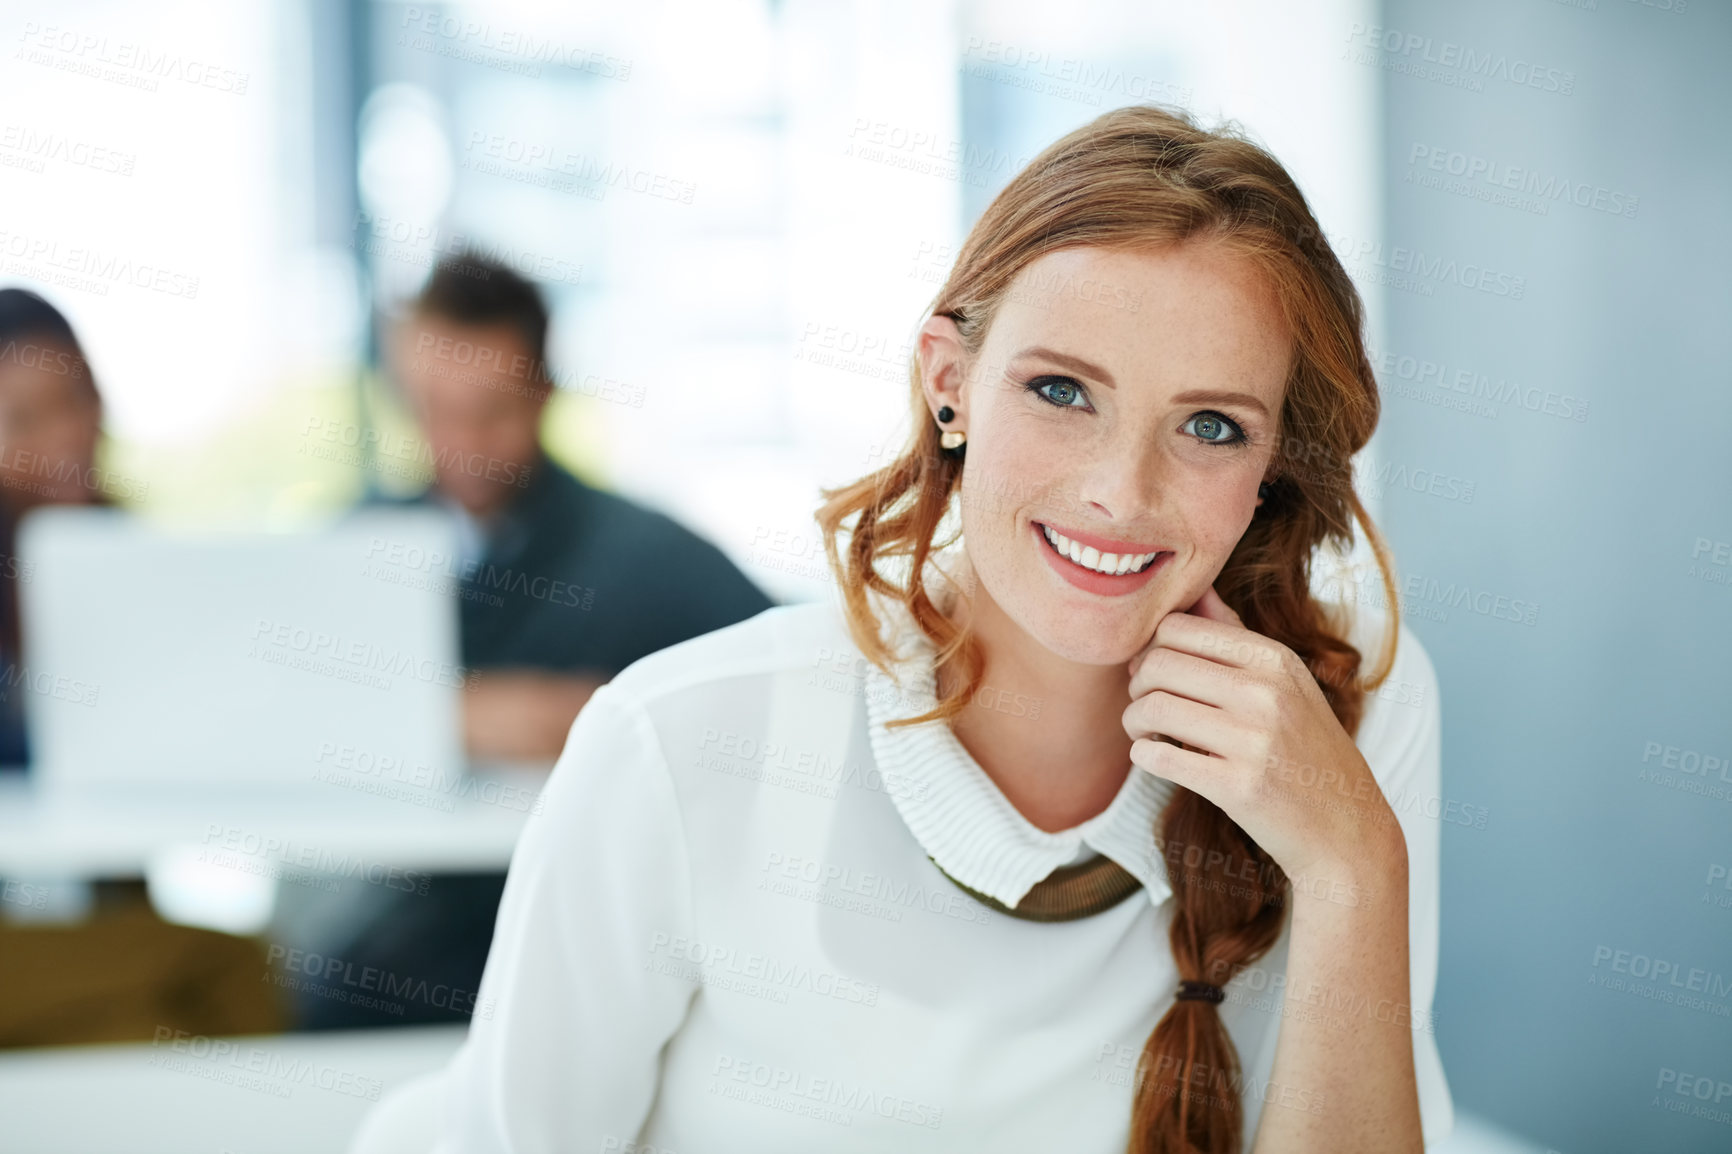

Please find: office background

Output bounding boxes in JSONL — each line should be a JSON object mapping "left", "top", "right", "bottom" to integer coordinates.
{"left": 0, "top": 0, "right": 1726, "bottom": 1151}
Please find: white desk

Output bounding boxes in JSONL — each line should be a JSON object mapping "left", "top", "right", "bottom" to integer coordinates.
{"left": 0, "top": 768, "right": 543, "bottom": 879}
{"left": 0, "top": 1024, "right": 466, "bottom": 1154}
{"left": 0, "top": 1022, "right": 1558, "bottom": 1154}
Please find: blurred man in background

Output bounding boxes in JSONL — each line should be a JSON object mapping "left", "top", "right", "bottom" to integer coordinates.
{"left": 289, "top": 251, "right": 775, "bottom": 1028}
{"left": 0, "top": 287, "right": 283, "bottom": 1046}
{"left": 384, "top": 249, "right": 776, "bottom": 756}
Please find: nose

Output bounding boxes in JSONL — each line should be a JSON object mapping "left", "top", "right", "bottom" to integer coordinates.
{"left": 1076, "top": 426, "right": 1171, "bottom": 524}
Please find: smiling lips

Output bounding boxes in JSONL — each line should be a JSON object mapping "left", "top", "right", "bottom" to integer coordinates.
{"left": 1032, "top": 520, "right": 1173, "bottom": 597}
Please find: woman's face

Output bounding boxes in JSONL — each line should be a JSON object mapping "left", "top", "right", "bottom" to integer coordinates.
{"left": 0, "top": 341, "right": 101, "bottom": 509}
{"left": 920, "top": 240, "right": 1292, "bottom": 666}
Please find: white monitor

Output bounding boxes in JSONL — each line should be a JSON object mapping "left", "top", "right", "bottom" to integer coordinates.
{"left": 13, "top": 505, "right": 467, "bottom": 799}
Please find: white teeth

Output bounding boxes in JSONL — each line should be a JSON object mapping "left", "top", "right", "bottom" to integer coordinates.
{"left": 1041, "top": 525, "right": 1160, "bottom": 576}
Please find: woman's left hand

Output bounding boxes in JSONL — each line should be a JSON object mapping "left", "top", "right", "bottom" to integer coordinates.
{"left": 1121, "top": 585, "right": 1402, "bottom": 885}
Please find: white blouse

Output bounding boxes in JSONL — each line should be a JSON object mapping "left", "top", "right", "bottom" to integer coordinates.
{"left": 430, "top": 578, "right": 1454, "bottom": 1153}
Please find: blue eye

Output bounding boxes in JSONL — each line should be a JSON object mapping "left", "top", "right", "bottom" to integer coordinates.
{"left": 1184, "top": 411, "right": 1249, "bottom": 448}
{"left": 1026, "top": 375, "right": 1088, "bottom": 409}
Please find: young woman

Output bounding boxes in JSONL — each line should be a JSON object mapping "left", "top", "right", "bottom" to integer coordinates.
{"left": 425, "top": 104, "right": 1451, "bottom": 1153}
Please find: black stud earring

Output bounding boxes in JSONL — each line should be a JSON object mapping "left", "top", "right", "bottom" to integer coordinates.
{"left": 937, "top": 405, "right": 954, "bottom": 423}
{"left": 1258, "top": 481, "right": 1272, "bottom": 500}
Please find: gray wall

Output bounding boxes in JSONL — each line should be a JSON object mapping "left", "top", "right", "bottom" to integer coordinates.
{"left": 1375, "top": 1, "right": 1732, "bottom": 1150}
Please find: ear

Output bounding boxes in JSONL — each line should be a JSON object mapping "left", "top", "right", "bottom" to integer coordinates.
{"left": 382, "top": 317, "right": 412, "bottom": 376}
{"left": 383, "top": 317, "right": 426, "bottom": 403}
{"left": 916, "top": 314, "right": 967, "bottom": 422}
{"left": 526, "top": 381, "right": 554, "bottom": 419}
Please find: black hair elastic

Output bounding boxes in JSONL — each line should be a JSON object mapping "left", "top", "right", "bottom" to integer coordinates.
{"left": 1174, "top": 980, "right": 1225, "bottom": 1004}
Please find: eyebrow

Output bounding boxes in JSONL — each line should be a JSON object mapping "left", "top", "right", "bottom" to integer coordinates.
{"left": 1170, "top": 389, "right": 1270, "bottom": 417}
{"left": 1010, "top": 346, "right": 1117, "bottom": 388}
{"left": 1009, "top": 346, "right": 1272, "bottom": 417}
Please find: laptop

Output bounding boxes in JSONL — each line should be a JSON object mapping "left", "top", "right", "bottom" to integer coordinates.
{"left": 13, "top": 505, "right": 468, "bottom": 800}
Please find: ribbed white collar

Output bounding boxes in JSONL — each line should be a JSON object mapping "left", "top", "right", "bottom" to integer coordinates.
{"left": 858, "top": 575, "right": 1176, "bottom": 912}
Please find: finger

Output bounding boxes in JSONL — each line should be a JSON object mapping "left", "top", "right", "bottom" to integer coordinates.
{"left": 1126, "top": 594, "right": 1208, "bottom": 678}
{"left": 1154, "top": 608, "right": 1286, "bottom": 676}
{"left": 1129, "top": 735, "right": 1238, "bottom": 807}
{"left": 1122, "top": 689, "right": 1254, "bottom": 762}
{"left": 1127, "top": 588, "right": 1246, "bottom": 681}
{"left": 1185, "top": 584, "right": 1244, "bottom": 628}
{"left": 1128, "top": 643, "right": 1271, "bottom": 711}
{"left": 1127, "top": 589, "right": 1223, "bottom": 681}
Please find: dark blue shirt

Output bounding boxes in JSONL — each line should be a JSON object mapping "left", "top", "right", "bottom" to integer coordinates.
{"left": 363, "top": 451, "right": 777, "bottom": 675}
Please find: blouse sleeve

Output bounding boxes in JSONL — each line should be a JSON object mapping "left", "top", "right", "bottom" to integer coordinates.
{"left": 431, "top": 682, "right": 700, "bottom": 1154}
{"left": 1369, "top": 622, "right": 1456, "bottom": 1149}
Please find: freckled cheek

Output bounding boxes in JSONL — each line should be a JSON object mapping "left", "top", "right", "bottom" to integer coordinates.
{"left": 1166, "top": 475, "right": 1257, "bottom": 560}
{"left": 970, "top": 428, "right": 1071, "bottom": 515}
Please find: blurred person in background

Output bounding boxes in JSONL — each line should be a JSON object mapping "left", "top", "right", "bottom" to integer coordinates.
{"left": 0, "top": 286, "right": 284, "bottom": 1046}
{"left": 0, "top": 287, "right": 113, "bottom": 768}
{"left": 286, "top": 250, "right": 776, "bottom": 1029}
{"left": 384, "top": 249, "right": 776, "bottom": 761}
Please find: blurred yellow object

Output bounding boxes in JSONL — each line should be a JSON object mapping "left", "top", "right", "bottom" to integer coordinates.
{"left": 0, "top": 880, "right": 288, "bottom": 1048}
